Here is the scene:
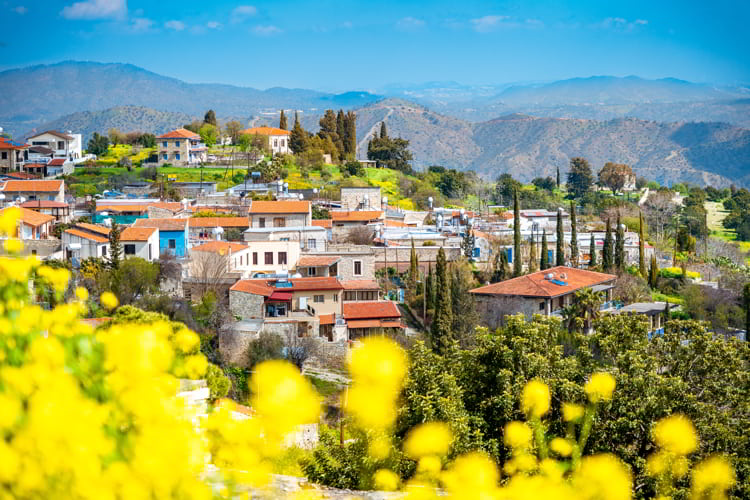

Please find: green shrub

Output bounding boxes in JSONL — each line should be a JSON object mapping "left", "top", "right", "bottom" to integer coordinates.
{"left": 205, "top": 364, "right": 230, "bottom": 400}
{"left": 660, "top": 267, "right": 700, "bottom": 279}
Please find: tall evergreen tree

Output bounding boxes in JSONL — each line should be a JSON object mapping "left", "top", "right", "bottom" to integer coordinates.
{"left": 450, "top": 261, "right": 478, "bottom": 345}
{"left": 408, "top": 238, "right": 419, "bottom": 298}
{"left": 425, "top": 263, "right": 434, "bottom": 311}
{"left": 203, "top": 109, "right": 217, "bottom": 126}
{"left": 513, "top": 189, "right": 522, "bottom": 276}
{"left": 615, "top": 214, "right": 625, "bottom": 271}
{"left": 540, "top": 230, "right": 549, "bottom": 270}
{"left": 566, "top": 157, "right": 594, "bottom": 198}
{"left": 430, "top": 248, "right": 453, "bottom": 353}
{"left": 492, "top": 250, "right": 510, "bottom": 283}
{"left": 649, "top": 254, "right": 658, "bottom": 288}
{"left": 570, "top": 201, "right": 579, "bottom": 267}
{"left": 639, "top": 210, "right": 647, "bottom": 278}
{"left": 108, "top": 222, "right": 122, "bottom": 270}
{"left": 529, "top": 234, "right": 538, "bottom": 272}
{"left": 589, "top": 233, "right": 597, "bottom": 268}
{"left": 603, "top": 218, "right": 613, "bottom": 271}
{"left": 380, "top": 121, "right": 387, "bottom": 139}
{"left": 556, "top": 166, "right": 560, "bottom": 188}
{"left": 279, "top": 110, "right": 287, "bottom": 130}
{"left": 461, "top": 225, "right": 475, "bottom": 259}
{"left": 556, "top": 209, "right": 565, "bottom": 266}
{"left": 289, "top": 112, "right": 308, "bottom": 154}
{"left": 343, "top": 111, "right": 357, "bottom": 158}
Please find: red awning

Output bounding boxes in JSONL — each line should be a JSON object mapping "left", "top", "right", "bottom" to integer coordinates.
{"left": 267, "top": 291, "right": 292, "bottom": 301}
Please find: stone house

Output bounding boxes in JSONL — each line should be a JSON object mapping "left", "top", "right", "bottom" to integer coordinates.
{"left": 156, "top": 128, "right": 206, "bottom": 166}
{"left": 20, "top": 200, "right": 71, "bottom": 223}
{"left": 0, "top": 137, "right": 28, "bottom": 174}
{"left": 248, "top": 200, "right": 311, "bottom": 228}
{"left": 297, "top": 245, "right": 375, "bottom": 281}
{"left": 340, "top": 187, "right": 382, "bottom": 211}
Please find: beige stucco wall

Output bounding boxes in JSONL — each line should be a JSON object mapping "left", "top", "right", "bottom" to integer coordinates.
{"left": 250, "top": 213, "right": 309, "bottom": 228}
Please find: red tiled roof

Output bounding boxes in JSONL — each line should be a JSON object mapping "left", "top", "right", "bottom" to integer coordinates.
{"left": 191, "top": 241, "right": 248, "bottom": 254}
{"left": 0, "top": 138, "right": 28, "bottom": 150}
{"left": 1, "top": 180, "right": 63, "bottom": 193}
{"left": 230, "top": 280, "right": 274, "bottom": 297}
{"left": 343, "top": 301, "right": 401, "bottom": 320}
{"left": 347, "top": 319, "right": 404, "bottom": 329}
{"left": 297, "top": 255, "right": 340, "bottom": 267}
{"left": 47, "top": 158, "right": 66, "bottom": 166}
{"left": 331, "top": 210, "right": 383, "bottom": 222}
{"left": 76, "top": 223, "right": 111, "bottom": 236}
{"left": 4, "top": 172, "right": 37, "bottom": 180}
{"left": 96, "top": 204, "right": 148, "bottom": 213}
{"left": 231, "top": 277, "right": 343, "bottom": 295}
{"left": 0, "top": 206, "right": 55, "bottom": 227}
{"left": 311, "top": 219, "right": 332, "bottom": 228}
{"left": 240, "top": 126, "right": 291, "bottom": 136}
{"left": 148, "top": 202, "right": 184, "bottom": 211}
{"left": 249, "top": 200, "right": 310, "bottom": 214}
{"left": 133, "top": 218, "right": 188, "bottom": 231}
{"left": 120, "top": 227, "right": 157, "bottom": 241}
{"left": 341, "top": 280, "right": 380, "bottom": 290}
{"left": 65, "top": 228, "right": 109, "bottom": 243}
{"left": 189, "top": 217, "right": 249, "bottom": 228}
{"left": 157, "top": 128, "right": 200, "bottom": 139}
{"left": 20, "top": 200, "right": 68, "bottom": 209}
{"left": 470, "top": 266, "right": 616, "bottom": 298}
{"left": 319, "top": 313, "right": 335, "bottom": 325}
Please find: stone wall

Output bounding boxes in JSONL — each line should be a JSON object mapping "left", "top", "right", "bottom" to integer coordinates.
{"left": 340, "top": 187, "right": 382, "bottom": 211}
{"left": 374, "top": 245, "right": 461, "bottom": 271}
{"left": 219, "top": 328, "right": 258, "bottom": 366}
{"left": 5, "top": 239, "right": 62, "bottom": 257}
{"left": 148, "top": 206, "right": 179, "bottom": 218}
{"left": 474, "top": 294, "right": 543, "bottom": 329}
{"left": 229, "top": 290, "right": 264, "bottom": 319}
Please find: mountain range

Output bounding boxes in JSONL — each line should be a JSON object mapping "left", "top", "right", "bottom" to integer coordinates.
{"left": 1, "top": 61, "right": 749, "bottom": 187}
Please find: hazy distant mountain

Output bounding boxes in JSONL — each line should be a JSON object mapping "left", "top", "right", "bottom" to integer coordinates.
{"left": 355, "top": 99, "right": 750, "bottom": 188}
{"left": 0, "top": 61, "right": 381, "bottom": 138}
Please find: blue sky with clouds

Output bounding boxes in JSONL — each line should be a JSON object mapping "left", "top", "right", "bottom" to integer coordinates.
{"left": 1, "top": 0, "right": 747, "bottom": 90}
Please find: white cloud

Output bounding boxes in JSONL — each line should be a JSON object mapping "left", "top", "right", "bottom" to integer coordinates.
{"left": 252, "top": 24, "right": 281, "bottom": 36}
{"left": 61, "top": 0, "right": 126, "bottom": 20}
{"left": 598, "top": 17, "right": 648, "bottom": 32}
{"left": 470, "top": 15, "right": 510, "bottom": 33}
{"left": 231, "top": 5, "right": 257, "bottom": 23}
{"left": 635, "top": 19, "right": 648, "bottom": 25}
{"left": 207, "top": 21, "right": 221, "bottom": 29}
{"left": 129, "top": 17, "right": 154, "bottom": 32}
{"left": 396, "top": 16, "right": 425, "bottom": 30}
{"left": 13, "top": 6, "right": 28, "bottom": 14}
{"left": 165, "top": 20, "right": 185, "bottom": 31}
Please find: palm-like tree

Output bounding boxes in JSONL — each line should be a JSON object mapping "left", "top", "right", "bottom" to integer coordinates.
{"left": 562, "top": 288, "right": 605, "bottom": 334}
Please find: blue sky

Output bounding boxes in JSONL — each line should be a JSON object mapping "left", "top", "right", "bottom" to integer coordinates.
{"left": 0, "top": 0, "right": 747, "bottom": 91}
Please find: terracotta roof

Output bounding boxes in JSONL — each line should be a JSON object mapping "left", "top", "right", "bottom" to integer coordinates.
{"left": 1, "top": 180, "right": 63, "bottom": 193}
{"left": 249, "top": 200, "right": 310, "bottom": 214}
{"left": 65, "top": 228, "right": 109, "bottom": 243}
{"left": 470, "top": 266, "right": 616, "bottom": 298}
{"left": 240, "top": 126, "right": 291, "bottom": 136}
{"left": 0, "top": 206, "right": 55, "bottom": 227}
{"left": 27, "top": 130, "right": 74, "bottom": 141}
{"left": 231, "top": 277, "right": 343, "bottom": 295}
{"left": 3, "top": 172, "right": 37, "bottom": 180}
{"left": 297, "top": 255, "right": 340, "bottom": 267}
{"left": 191, "top": 241, "right": 248, "bottom": 254}
{"left": 47, "top": 158, "right": 66, "bottom": 166}
{"left": 311, "top": 219, "right": 332, "bottom": 228}
{"left": 189, "top": 217, "right": 250, "bottom": 228}
{"left": 96, "top": 204, "right": 148, "bottom": 213}
{"left": 20, "top": 200, "right": 68, "bottom": 209}
{"left": 331, "top": 211, "right": 383, "bottom": 222}
{"left": 347, "top": 319, "right": 404, "bottom": 329}
{"left": 230, "top": 280, "right": 274, "bottom": 297}
{"left": 0, "top": 138, "right": 28, "bottom": 150}
{"left": 120, "top": 227, "right": 157, "bottom": 241}
{"left": 472, "top": 229, "right": 490, "bottom": 240}
{"left": 319, "top": 313, "right": 335, "bottom": 325}
{"left": 148, "top": 202, "right": 184, "bottom": 211}
{"left": 133, "top": 218, "right": 188, "bottom": 231}
{"left": 157, "top": 128, "right": 200, "bottom": 139}
{"left": 384, "top": 220, "right": 409, "bottom": 227}
{"left": 76, "top": 223, "right": 111, "bottom": 236}
{"left": 343, "top": 301, "right": 401, "bottom": 320}
{"left": 341, "top": 280, "right": 380, "bottom": 290}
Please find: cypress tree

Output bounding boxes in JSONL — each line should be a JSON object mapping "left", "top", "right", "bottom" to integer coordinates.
{"left": 380, "top": 121, "right": 387, "bottom": 139}
{"left": 279, "top": 110, "right": 287, "bottom": 130}
{"left": 743, "top": 283, "right": 750, "bottom": 336}
{"left": 344, "top": 111, "right": 357, "bottom": 158}
{"left": 663, "top": 299, "right": 670, "bottom": 325}
{"left": 603, "top": 218, "right": 613, "bottom": 271}
{"left": 639, "top": 210, "right": 647, "bottom": 278}
{"left": 589, "top": 233, "right": 597, "bottom": 268}
{"left": 513, "top": 189, "right": 522, "bottom": 276}
{"left": 289, "top": 112, "right": 308, "bottom": 154}
{"left": 108, "top": 222, "right": 122, "bottom": 270}
{"left": 492, "top": 249, "right": 510, "bottom": 283}
{"left": 409, "top": 238, "right": 419, "bottom": 298}
{"left": 556, "top": 208, "right": 564, "bottom": 266}
{"left": 649, "top": 254, "right": 658, "bottom": 288}
{"left": 615, "top": 214, "right": 625, "bottom": 271}
{"left": 540, "top": 229, "right": 549, "bottom": 270}
{"left": 425, "top": 263, "right": 434, "bottom": 311}
{"left": 556, "top": 166, "right": 560, "bottom": 188}
{"left": 529, "top": 234, "right": 538, "bottom": 272}
{"left": 430, "top": 248, "right": 453, "bottom": 353}
{"left": 570, "top": 201, "right": 578, "bottom": 268}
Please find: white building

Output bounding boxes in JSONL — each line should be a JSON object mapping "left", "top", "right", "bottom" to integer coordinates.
{"left": 239, "top": 127, "right": 291, "bottom": 155}
{"left": 0, "top": 179, "right": 65, "bottom": 202}
{"left": 26, "top": 131, "right": 82, "bottom": 161}
{"left": 120, "top": 226, "right": 159, "bottom": 262}
{"left": 62, "top": 223, "right": 111, "bottom": 260}
{"left": 189, "top": 240, "right": 301, "bottom": 278}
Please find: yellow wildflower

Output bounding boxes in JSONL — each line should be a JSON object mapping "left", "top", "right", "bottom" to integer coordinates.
{"left": 521, "top": 379, "right": 550, "bottom": 418}
{"left": 585, "top": 372, "right": 616, "bottom": 403}
{"left": 348, "top": 336, "right": 407, "bottom": 390}
{"left": 251, "top": 360, "right": 321, "bottom": 434}
{"left": 563, "top": 403, "right": 585, "bottom": 422}
{"left": 539, "top": 458, "right": 564, "bottom": 479}
{"left": 652, "top": 414, "right": 698, "bottom": 456}
{"left": 183, "top": 354, "right": 208, "bottom": 379}
{"left": 442, "top": 452, "right": 499, "bottom": 498}
{"left": 0, "top": 392, "right": 21, "bottom": 429}
{"left": 404, "top": 422, "right": 453, "bottom": 459}
{"left": 417, "top": 455, "right": 442, "bottom": 476}
{"left": 646, "top": 452, "right": 668, "bottom": 477}
{"left": 369, "top": 434, "right": 391, "bottom": 460}
{"left": 549, "top": 437, "right": 573, "bottom": 457}
{"left": 573, "top": 454, "right": 633, "bottom": 500}
{"left": 0, "top": 206, "right": 19, "bottom": 235}
{"left": 3, "top": 238, "right": 23, "bottom": 254}
{"left": 504, "top": 421, "right": 533, "bottom": 450}
{"left": 100, "top": 291, "right": 119, "bottom": 309}
{"left": 75, "top": 286, "right": 89, "bottom": 301}
{"left": 691, "top": 455, "right": 735, "bottom": 500}
{"left": 174, "top": 328, "right": 200, "bottom": 353}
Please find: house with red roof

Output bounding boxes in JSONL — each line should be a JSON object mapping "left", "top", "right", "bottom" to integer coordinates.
{"left": 239, "top": 126, "right": 291, "bottom": 155}
{"left": 0, "top": 179, "right": 65, "bottom": 202}
{"left": 0, "top": 137, "right": 29, "bottom": 174}
{"left": 470, "top": 266, "right": 616, "bottom": 329}
{"left": 156, "top": 128, "right": 206, "bottom": 166}
{"left": 62, "top": 222, "right": 111, "bottom": 260}
{"left": 120, "top": 226, "right": 159, "bottom": 262}
{"left": 0, "top": 206, "right": 55, "bottom": 240}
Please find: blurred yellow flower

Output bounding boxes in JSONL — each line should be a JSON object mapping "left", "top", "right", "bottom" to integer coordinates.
{"left": 522, "top": 379, "right": 550, "bottom": 418}
{"left": 0, "top": 207, "right": 19, "bottom": 236}
{"left": 504, "top": 421, "right": 533, "bottom": 450}
{"left": 652, "top": 414, "right": 698, "bottom": 456}
{"left": 374, "top": 469, "right": 400, "bottom": 491}
{"left": 251, "top": 360, "right": 321, "bottom": 434}
{"left": 404, "top": 422, "right": 453, "bottom": 459}
{"left": 549, "top": 437, "right": 573, "bottom": 457}
{"left": 348, "top": 337, "right": 407, "bottom": 389}
{"left": 573, "top": 454, "right": 632, "bottom": 500}
{"left": 75, "top": 286, "right": 89, "bottom": 301}
{"left": 3, "top": 238, "right": 23, "bottom": 254}
{"left": 691, "top": 455, "right": 735, "bottom": 500}
{"left": 562, "top": 402, "right": 585, "bottom": 422}
{"left": 100, "top": 291, "right": 119, "bottom": 309}
{"left": 183, "top": 354, "right": 208, "bottom": 379}
{"left": 417, "top": 455, "right": 442, "bottom": 476}
{"left": 369, "top": 434, "right": 391, "bottom": 460}
{"left": 585, "top": 372, "right": 616, "bottom": 403}
{"left": 174, "top": 329, "right": 200, "bottom": 353}
{"left": 0, "top": 392, "right": 21, "bottom": 429}
{"left": 442, "top": 452, "right": 499, "bottom": 497}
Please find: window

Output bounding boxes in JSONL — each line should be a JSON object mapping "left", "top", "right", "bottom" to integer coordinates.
{"left": 57, "top": 141, "right": 64, "bottom": 150}
{"left": 162, "top": 154, "right": 168, "bottom": 160}
{"left": 278, "top": 252, "right": 287, "bottom": 265}
{"left": 1, "top": 152, "right": 6, "bottom": 160}
{"left": 264, "top": 252, "right": 273, "bottom": 265}
{"left": 124, "top": 244, "right": 136, "bottom": 255}
{"left": 281, "top": 139, "right": 285, "bottom": 147}
{"left": 273, "top": 217, "right": 286, "bottom": 227}
{"left": 175, "top": 153, "right": 180, "bottom": 161}
{"left": 354, "top": 260, "right": 362, "bottom": 276}
{"left": 280, "top": 237, "right": 290, "bottom": 242}
{"left": 175, "top": 141, "right": 180, "bottom": 147}
{"left": 273, "top": 139, "right": 278, "bottom": 147}
{"left": 148, "top": 244, "right": 152, "bottom": 260}
{"left": 332, "top": 294, "right": 338, "bottom": 302}
{"left": 184, "top": 288, "right": 192, "bottom": 302}
{"left": 168, "top": 239, "right": 176, "bottom": 249}
{"left": 163, "top": 141, "right": 168, "bottom": 148}
{"left": 258, "top": 218, "right": 265, "bottom": 228}
{"left": 253, "top": 252, "right": 258, "bottom": 265}
{"left": 308, "top": 267, "right": 317, "bottom": 276}
{"left": 314, "top": 295, "right": 324, "bottom": 303}
{"left": 307, "top": 238, "right": 316, "bottom": 249}
{"left": 102, "top": 246, "right": 107, "bottom": 256}
{"left": 240, "top": 255, "right": 243, "bottom": 266}
{"left": 344, "top": 291, "right": 356, "bottom": 301}
{"left": 539, "top": 301, "right": 545, "bottom": 311}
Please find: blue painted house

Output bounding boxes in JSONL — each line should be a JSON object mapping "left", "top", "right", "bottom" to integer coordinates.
{"left": 132, "top": 218, "right": 189, "bottom": 257}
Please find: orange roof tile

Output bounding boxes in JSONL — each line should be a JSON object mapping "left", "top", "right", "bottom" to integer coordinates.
{"left": 133, "top": 218, "right": 188, "bottom": 231}
{"left": 347, "top": 319, "right": 404, "bottom": 329}
{"left": 331, "top": 210, "right": 383, "bottom": 222}
{"left": 231, "top": 277, "right": 343, "bottom": 295}
{"left": 343, "top": 301, "right": 401, "bottom": 320}
{"left": 120, "top": 227, "right": 157, "bottom": 241}
{"left": 341, "top": 280, "right": 380, "bottom": 290}
{"left": 65, "top": 228, "right": 109, "bottom": 243}
{"left": 189, "top": 217, "right": 250, "bottom": 228}
{"left": 248, "top": 200, "right": 310, "bottom": 214}
{"left": 157, "top": 128, "right": 200, "bottom": 139}
{"left": 297, "top": 255, "right": 340, "bottom": 267}
{"left": 384, "top": 220, "right": 409, "bottom": 227}
{"left": 20, "top": 200, "right": 68, "bottom": 209}
{"left": 191, "top": 241, "right": 248, "bottom": 254}
{"left": 76, "top": 223, "right": 111, "bottom": 236}
{"left": 470, "top": 266, "right": 616, "bottom": 298}
{"left": 0, "top": 206, "right": 55, "bottom": 227}
{"left": 28, "top": 130, "right": 73, "bottom": 140}
{"left": 240, "top": 126, "right": 291, "bottom": 136}
{"left": 148, "top": 202, "right": 184, "bottom": 211}
{"left": 319, "top": 313, "right": 335, "bottom": 325}
{"left": 311, "top": 219, "right": 332, "bottom": 228}
{"left": 1, "top": 180, "right": 63, "bottom": 193}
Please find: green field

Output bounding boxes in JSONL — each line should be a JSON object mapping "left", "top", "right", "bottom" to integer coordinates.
{"left": 705, "top": 201, "right": 734, "bottom": 240}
